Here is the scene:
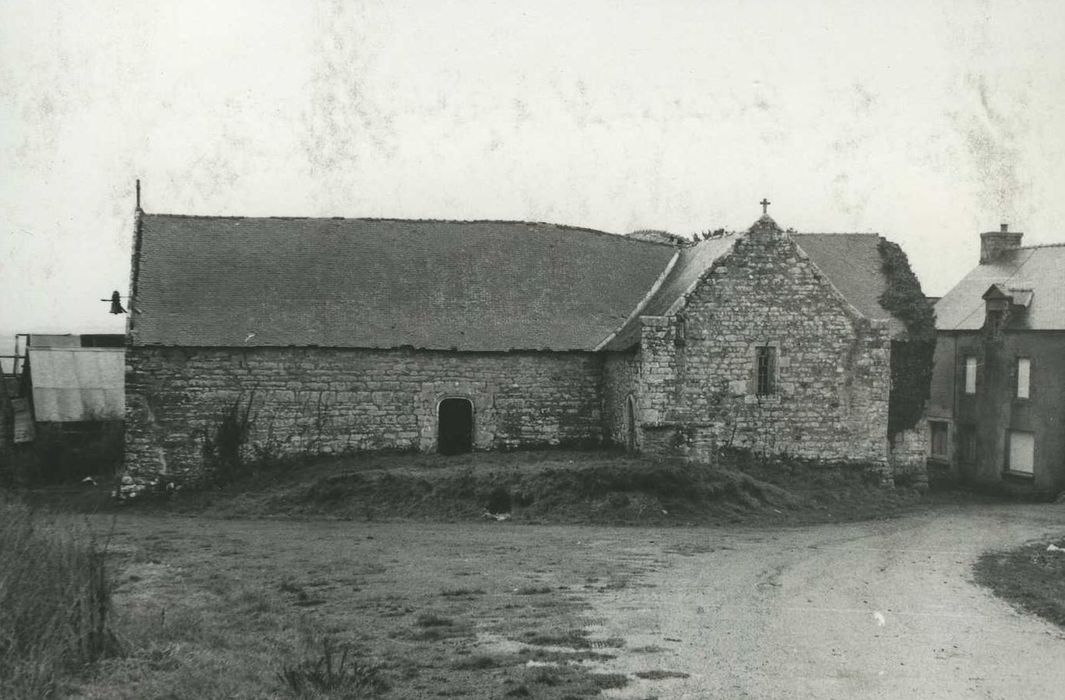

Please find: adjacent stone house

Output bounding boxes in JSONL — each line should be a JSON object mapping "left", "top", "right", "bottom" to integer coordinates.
{"left": 929, "top": 225, "right": 1065, "bottom": 496}
{"left": 124, "top": 208, "right": 931, "bottom": 484}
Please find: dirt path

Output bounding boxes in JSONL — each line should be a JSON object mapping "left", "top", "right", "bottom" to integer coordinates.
{"left": 589, "top": 504, "right": 1065, "bottom": 699}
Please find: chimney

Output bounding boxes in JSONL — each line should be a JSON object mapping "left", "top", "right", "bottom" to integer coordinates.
{"left": 980, "top": 223, "right": 1023, "bottom": 264}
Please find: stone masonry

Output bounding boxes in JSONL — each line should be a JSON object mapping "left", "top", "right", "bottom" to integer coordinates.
{"left": 604, "top": 220, "right": 895, "bottom": 474}
{"left": 125, "top": 347, "right": 604, "bottom": 480}
{"left": 124, "top": 214, "right": 929, "bottom": 484}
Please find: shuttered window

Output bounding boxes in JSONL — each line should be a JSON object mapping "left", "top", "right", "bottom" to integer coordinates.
{"left": 929, "top": 421, "right": 949, "bottom": 460}
{"left": 1007, "top": 431, "right": 1035, "bottom": 475}
{"left": 964, "top": 357, "right": 977, "bottom": 395}
{"left": 1016, "top": 358, "right": 1031, "bottom": 399}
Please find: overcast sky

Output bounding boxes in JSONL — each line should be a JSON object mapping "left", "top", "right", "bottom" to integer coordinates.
{"left": 2, "top": 0, "right": 1064, "bottom": 335}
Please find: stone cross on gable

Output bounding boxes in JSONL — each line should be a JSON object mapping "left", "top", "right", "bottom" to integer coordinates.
{"left": 760, "top": 198, "right": 771, "bottom": 215}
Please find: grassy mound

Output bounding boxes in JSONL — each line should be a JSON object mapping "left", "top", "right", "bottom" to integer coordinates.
{"left": 127, "top": 450, "right": 923, "bottom": 526}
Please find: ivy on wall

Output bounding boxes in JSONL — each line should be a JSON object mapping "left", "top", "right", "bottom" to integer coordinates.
{"left": 877, "top": 240, "right": 937, "bottom": 437}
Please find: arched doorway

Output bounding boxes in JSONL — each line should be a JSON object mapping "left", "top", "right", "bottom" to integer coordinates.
{"left": 625, "top": 394, "right": 638, "bottom": 452}
{"left": 438, "top": 398, "right": 473, "bottom": 455}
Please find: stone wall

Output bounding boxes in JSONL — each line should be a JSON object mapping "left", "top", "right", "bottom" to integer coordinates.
{"left": 125, "top": 347, "right": 605, "bottom": 480}
{"left": 635, "top": 230, "right": 893, "bottom": 470}
{"left": 888, "top": 418, "right": 929, "bottom": 485}
{"left": 602, "top": 350, "right": 640, "bottom": 448}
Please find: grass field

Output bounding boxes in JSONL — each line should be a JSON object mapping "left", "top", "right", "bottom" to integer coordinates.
{"left": 974, "top": 536, "right": 1065, "bottom": 632}
{"left": 68, "top": 516, "right": 679, "bottom": 699}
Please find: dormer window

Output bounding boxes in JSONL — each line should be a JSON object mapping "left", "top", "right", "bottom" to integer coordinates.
{"left": 981, "top": 284, "right": 1033, "bottom": 335}
{"left": 985, "top": 308, "right": 1005, "bottom": 332}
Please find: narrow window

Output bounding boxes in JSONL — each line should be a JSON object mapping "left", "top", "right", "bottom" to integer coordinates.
{"left": 1006, "top": 430, "right": 1035, "bottom": 475}
{"left": 625, "top": 394, "right": 638, "bottom": 452}
{"left": 964, "top": 357, "right": 977, "bottom": 395}
{"left": 755, "top": 346, "right": 776, "bottom": 396}
{"left": 928, "top": 421, "right": 949, "bottom": 460}
{"left": 1016, "top": 358, "right": 1031, "bottom": 399}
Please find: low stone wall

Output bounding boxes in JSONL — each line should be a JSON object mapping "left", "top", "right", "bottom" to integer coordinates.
{"left": 125, "top": 346, "right": 605, "bottom": 480}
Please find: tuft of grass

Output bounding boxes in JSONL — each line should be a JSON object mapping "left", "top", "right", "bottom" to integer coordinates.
{"left": 277, "top": 637, "right": 388, "bottom": 698}
{"left": 522, "top": 628, "right": 623, "bottom": 650}
{"left": 525, "top": 665, "right": 562, "bottom": 686}
{"left": 591, "top": 672, "right": 630, "bottom": 689}
{"left": 635, "top": 669, "right": 690, "bottom": 680}
{"left": 452, "top": 654, "right": 500, "bottom": 670}
{"left": 515, "top": 585, "right": 553, "bottom": 595}
{"left": 0, "top": 496, "right": 115, "bottom": 697}
{"left": 440, "top": 587, "right": 486, "bottom": 597}
{"left": 414, "top": 612, "right": 454, "bottom": 628}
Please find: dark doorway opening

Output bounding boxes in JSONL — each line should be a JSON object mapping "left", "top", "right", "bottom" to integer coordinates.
{"left": 438, "top": 398, "right": 473, "bottom": 455}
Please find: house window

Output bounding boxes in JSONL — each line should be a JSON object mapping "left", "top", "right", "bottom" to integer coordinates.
{"left": 1006, "top": 430, "right": 1035, "bottom": 475}
{"left": 929, "top": 421, "right": 949, "bottom": 460}
{"left": 964, "top": 357, "right": 977, "bottom": 395}
{"left": 1016, "top": 358, "right": 1030, "bottom": 399}
{"left": 958, "top": 424, "right": 977, "bottom": 463}
{"left": 755, "top": 345, "right": 776, "bottom": 396}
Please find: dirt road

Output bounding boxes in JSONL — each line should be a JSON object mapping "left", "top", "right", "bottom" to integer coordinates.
{"left": 591, "top": 504, "right": 1065, "bottom": 699}
{"left": 79, "top": 503, "right": 1064, "bottom": 698}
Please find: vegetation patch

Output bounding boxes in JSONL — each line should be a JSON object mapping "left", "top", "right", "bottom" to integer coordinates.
{"left": 516, "top": 585, "right": 553, "bottom": 595}
{"left": 32, "top": 449, "right": 932, "bottom": 526}
{"left": 441, "top": 587, "right": 486, "bottom": 598}
{"left": 277, "top": 638, "right": 389, "bottom": 698}
{"left": 522, "top": 629, "right": 625, "bottom": 650}
{"left": 636, "top": 669, "right": 691, "bottom": 680}
{"left": 0, "top": 496, "right": 116, "bottom": 698}
{"left": 201, "top": 395, "right": 255, "bottom": 485}
{"left": 57, "top": 513, "right": 660, "bottom": 698}
{"left": 974, "top": 538, "right": 1065, "bottom": 630}
{"left": 877, "top": 238, "right": 937, "bottom": 436}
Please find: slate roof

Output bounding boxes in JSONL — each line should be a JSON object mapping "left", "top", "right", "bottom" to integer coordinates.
{"left": 601, "top": 230, "right": 909, "bottom": 350}
{"left": 601, "top": 235, "right": 737, "bottom": 350}
{"left": 131, "top": 215, "right": 676, "bottom": 351}
{"left": 935, "top": 244, "right": 1065, "bottom": 331}
{"left": 131, "top": 213, "right": 919, "bottom": 352}
{"left": 791, "top": 234, "right": 906, "bottom": 337}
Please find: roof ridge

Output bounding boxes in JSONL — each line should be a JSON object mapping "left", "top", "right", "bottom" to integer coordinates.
{"left": 1014, "top": 242, "right": 1065, "bottom": 251}
{"left": 140, "top": 212, "right": 676, "bottom": 248}
{"left": 793, "top": 232, "right": 882, "bottom": 237}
